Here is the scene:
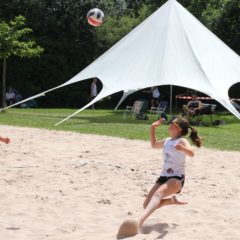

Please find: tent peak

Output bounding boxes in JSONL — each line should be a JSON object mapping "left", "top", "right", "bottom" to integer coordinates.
{"left": 168, "top": 0, "right": 178, "bottom": 10}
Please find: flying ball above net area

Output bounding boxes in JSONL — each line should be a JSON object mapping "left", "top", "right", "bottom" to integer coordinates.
{"left": 87, "top": 8, "right": 105, "bottom": 27}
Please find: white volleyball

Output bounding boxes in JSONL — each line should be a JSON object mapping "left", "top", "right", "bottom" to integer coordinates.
{"left": 87, "top": 8, "right": 104, "bottom": 27}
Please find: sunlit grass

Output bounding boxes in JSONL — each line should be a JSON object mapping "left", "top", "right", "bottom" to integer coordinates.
{"left": 0, "top": 108, "right": 239, "bottom": 151}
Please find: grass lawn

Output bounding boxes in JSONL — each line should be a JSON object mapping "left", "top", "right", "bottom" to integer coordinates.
{"left": 0, "top": 108, "right": 239, "bottom": 151}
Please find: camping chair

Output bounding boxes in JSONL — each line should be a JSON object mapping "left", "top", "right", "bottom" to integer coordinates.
{"left": 192, "top": 103, "right": 217, "bottom": 123}
{"left": 141, "top": 100, "right": 149, "bottom": 113}
{"left": 150, "top": 101, "right": 168, "bottom": 116}
{"left": 124, "top": 100, "right": 143, "bottom": 119}
{"left": 124, "top": 100, "right": 148, "bottom": 119}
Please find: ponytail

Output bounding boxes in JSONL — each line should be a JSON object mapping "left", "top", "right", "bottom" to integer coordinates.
{"left": 189, "top": 127, "right": 202, "bottom": 148}
{"left": 174, "top": 117, "right": 202, "bottom": 148}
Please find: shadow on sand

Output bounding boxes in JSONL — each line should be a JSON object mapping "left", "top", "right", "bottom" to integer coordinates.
{"left": 141, "top": 223, "right": 170, "bottom": 239}
{"left": 117, "top": 223, "right": 179, "bottom": 239}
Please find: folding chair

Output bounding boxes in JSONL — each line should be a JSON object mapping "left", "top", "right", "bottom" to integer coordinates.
{"left": 124, "top": 100, "right": 143, "bottom": 119}
{"left": 192, "top": 103, "right": 217, "bottom": 123}
{"left": 150, "top": 101, "right": 168, "bottom": 116}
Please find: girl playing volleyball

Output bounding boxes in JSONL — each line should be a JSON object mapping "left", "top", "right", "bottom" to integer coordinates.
{"left": 139, "top": 117, "right": 201, "bottom": 228}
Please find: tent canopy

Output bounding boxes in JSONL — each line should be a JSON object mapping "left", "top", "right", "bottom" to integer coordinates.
{"left": 3, "top": 0, "right": 240, "bottom": 124}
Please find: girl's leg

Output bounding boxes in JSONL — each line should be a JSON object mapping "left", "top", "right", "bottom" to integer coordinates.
{"left": 144, "top": 184, "right": 186, "bottom": 209}
{"left": 158, "top": 196, "right": 187, "bottom": 208}
{"left": 183, "top": 105, "right": 188, "bottom": 115}
{"left": 143, "top": 183, "right": 161, "bottom": 209}
{"left": 139, "top": 179, "right": 182, "bottom": 228}
{"left": 183, "top": 105, "right": 192, "bottom": 119}
{"left": 151, "top": 99, "right": 155, "bottom": 108}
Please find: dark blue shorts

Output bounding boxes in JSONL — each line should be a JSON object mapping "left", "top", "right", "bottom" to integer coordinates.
{"left": 156, "top": 175, "right": 185, "bottom": 193}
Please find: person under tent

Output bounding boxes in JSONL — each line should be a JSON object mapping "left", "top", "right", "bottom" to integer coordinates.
{"left": 6, "top": 87, "right": 16, "bottom": 106}
{"left": 182, "top": 94, "right": 203, "bottom": 120}
{"left": 143, "top": 87, "right": 161, "bottom": 108}
{"left": 90, "top": 78, "right": 98, "bottom": 109}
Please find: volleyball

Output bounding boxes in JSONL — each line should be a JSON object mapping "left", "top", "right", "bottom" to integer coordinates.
{"left": 87, "top": 8, "right": 104, "bottom": 27}
{"left": 117, "top": 219, "right": 139, "bottom": 238}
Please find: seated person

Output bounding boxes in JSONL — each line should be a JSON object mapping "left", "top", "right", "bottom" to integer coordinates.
{"left": 15, "top": 90, "right": 23, "bottom": 103}
{"left": 6, "top": 87, "right": 16, "bottom": 106}
{"left": 183, "top": 94, "right": 202, "bottom": 119}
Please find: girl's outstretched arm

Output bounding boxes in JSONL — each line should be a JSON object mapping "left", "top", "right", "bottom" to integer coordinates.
{"left": 150, "top": 119, "right": 165, "bottom": 149}
{"left": 0, "top": 137, "right": 10, "bottom": 144}
{"left": 175, "top": 138, "right": 194, "bottom": 157}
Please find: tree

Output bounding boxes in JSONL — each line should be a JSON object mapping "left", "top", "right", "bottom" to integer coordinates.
{"left": 95, "top": 4, "right": 151, "bottom": 54}
{"left": 0, "top": 1, "right": 239, "bottom": 108}
{"left": 0, "top": 15, "right": 43, "bottom": 108}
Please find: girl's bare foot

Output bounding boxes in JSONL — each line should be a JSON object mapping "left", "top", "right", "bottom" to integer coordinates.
{"left": 171, "top": 196, "right": 188, "bottom": 205}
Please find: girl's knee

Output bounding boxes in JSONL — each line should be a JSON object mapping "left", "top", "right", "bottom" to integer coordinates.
{"left": 153, "top": 190, "right": 165, "bottom": 198}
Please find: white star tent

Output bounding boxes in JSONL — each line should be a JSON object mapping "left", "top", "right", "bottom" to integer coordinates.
{"left": 3, "top": 0, "right": 240, "bottom": 124}
{"left": 115, "top": 89, "right": 138, "bottom": 110}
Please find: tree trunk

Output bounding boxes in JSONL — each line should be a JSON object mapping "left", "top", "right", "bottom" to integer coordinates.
{"left": 2, "top": 58, "right": 7, "bottom": 109}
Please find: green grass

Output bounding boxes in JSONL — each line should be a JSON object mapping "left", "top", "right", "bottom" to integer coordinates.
{"left": 0, "top": 108, "right": 239, "bottom": 151}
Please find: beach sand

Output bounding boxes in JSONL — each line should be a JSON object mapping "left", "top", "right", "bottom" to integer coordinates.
{"left": 0, "top": 125, "right": 239, "bottom": 240}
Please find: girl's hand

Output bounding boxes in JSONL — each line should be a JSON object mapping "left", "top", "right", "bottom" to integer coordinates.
{"left": 151, "top": 118, "right": 165, "bottom": 128}
{"left": 176, "top": 139, "right": 195, "bottom": 157}
{"left": 175, "top": 143, "right": 185, "bottom": 151}
{"left": 3, "top": 138, "right": 10, "bottom": 144}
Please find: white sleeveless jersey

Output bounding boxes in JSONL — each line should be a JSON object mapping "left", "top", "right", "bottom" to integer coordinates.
{"left": 152, "top": 88, "right": 160, "bottom": 98}
{"left": 161, "top": 138, "right": 186, "bottom": 177}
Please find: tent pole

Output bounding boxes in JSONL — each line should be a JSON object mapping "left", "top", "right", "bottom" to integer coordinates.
{"left": 170, "top": 85, "right": 173, "bottom": 116}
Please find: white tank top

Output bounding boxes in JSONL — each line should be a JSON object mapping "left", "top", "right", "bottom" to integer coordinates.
{"left": 152, "top": 88, "right": 160, "bottom": 98}
{"left": 161, "top": 138, "right": 186, "bottom": 177}
{"left": 91, "top": 83, "right": 97, "bottom": 97}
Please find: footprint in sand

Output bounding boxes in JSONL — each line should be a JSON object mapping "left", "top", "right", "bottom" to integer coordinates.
{"left": 6, "top": 227, "right": 21, "bottom": 231}
{"left": 97, "top": 199, "right": 111, "bottom": 205}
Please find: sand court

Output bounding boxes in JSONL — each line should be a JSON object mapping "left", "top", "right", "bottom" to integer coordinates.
{"left": 0, "top": 125, "right": 239, "bottom": 239}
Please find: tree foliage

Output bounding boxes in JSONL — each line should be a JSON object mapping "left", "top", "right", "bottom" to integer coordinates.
{"left": 0, "top": 0, "right": 239, "bottom": 108}
{"left": 0, "top": 15, "right": 43, "bottom": 59}
{"left": 0, "top": 15, "right": 43, "bottom": 107}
